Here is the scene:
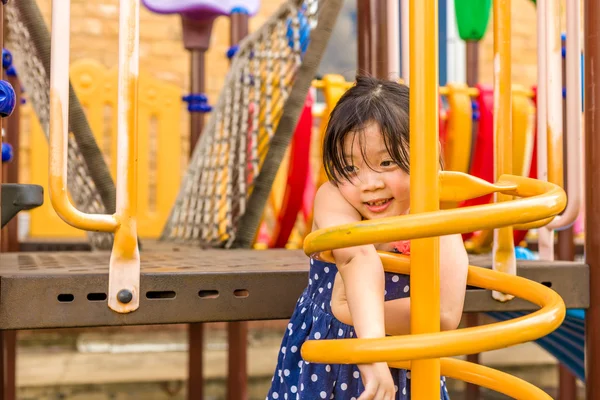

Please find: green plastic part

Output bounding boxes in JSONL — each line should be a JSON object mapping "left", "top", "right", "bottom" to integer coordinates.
{"left": 454, "top": 0, "right": 492, "bottom": 41}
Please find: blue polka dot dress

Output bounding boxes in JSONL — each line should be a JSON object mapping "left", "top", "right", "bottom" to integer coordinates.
{"left": 266, "top": 252, "right": 451, "bottom": 399}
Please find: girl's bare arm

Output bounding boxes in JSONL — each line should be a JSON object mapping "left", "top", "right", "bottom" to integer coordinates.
{"left": 332, "top": 234, "right": 469, "bottom": 335}
{"left": 312, "top": 182, "right": 386, "bottom": 339}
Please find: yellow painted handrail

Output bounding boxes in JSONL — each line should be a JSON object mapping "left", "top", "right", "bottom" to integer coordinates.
{"left": 391, "top": 358, "right": 552, "bottom": 399}
{"left": 302, "top": 171, "right": 566, "bottom": 397}
{"left": 49, "top": 0, "right": 141, "bottom": 314}
{"left": 304, "top": 252, "right": 560, "bottom": 399}
{"left": 304, "top": 173, "right": 565, "bottom": 255}
{"left": 304, "top": 253, "right": 564, "bottom": 365}
{"left": 443, "top": 83, "right": 474, "bottom": 176}
{"left": 492, "top": 0, "right": 515, "bottom": 301}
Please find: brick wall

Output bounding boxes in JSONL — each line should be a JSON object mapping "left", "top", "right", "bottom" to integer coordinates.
{"left": 21, "top": 0, "right": 576, "bottom": 156}
{"left": 33, "top": 0, "right": 287, "bottom": 101}
{"left": 29, "top": 0, "right": 554, "bottom": 98}
{"left": 478, "top": 1, "right": 539, "bottom": 87}
{"left": 28, "top": 0, "right": 287, "bottom": 157}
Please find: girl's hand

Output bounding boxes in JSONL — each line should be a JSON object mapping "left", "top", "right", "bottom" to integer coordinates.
{"left": 357, "top": 362, "right": 396, "bottom": 400}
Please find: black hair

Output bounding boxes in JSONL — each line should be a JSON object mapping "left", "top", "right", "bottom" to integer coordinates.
{"left": 322, "top": 75, "right": 411, "bottom": 184}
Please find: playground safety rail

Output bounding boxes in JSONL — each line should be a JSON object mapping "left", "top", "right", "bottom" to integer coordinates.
{"left": 301, "top": 0, "right": 568, "bottom": 398}
{"left": 49, "top": 0, "right": 140, "bottom": 313}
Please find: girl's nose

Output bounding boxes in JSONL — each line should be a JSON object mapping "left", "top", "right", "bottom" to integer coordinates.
{"left": 361, "top": 171, "right": 385, "bottom": 191}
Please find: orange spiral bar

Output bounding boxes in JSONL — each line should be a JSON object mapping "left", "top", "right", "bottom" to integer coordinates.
{"left": 301, "top": 172, "right": 566, "bottom": 397}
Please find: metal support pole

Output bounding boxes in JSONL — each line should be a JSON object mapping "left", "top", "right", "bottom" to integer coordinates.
{"left": 357, "top": 0, "right": 389, "bottom": 78}
{"left": 584, "top": 0, "right": 600, "bottom": 398}
{"left": 0, "top": 5, "right": 16, "bottom": 399}
{"left": 2, "top": 72, "right": 20, "bottom": 252}
{"left": 464, "top": 38, "right": 480, "bottom": 400}
{"left": 227, "top": 12, "right": 250, "bottom": 400}
{"left": 182, "top": 16, "right": 215, "bottom": 400}
{"left": 557, "top": 33, "right": 578, "bottom": 400}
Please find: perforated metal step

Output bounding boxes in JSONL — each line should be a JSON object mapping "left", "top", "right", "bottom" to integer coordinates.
{"left": 0, "top": 247, "right": 589, "bottom": 330}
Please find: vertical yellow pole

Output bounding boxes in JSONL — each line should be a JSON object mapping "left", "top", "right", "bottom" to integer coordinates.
{"left": 492, "top": 0, "right": 515, "bottom": 302}
{"left": 409, "top": 0, "right": 440, "bottom": 396}
{"left": 108, "top": 0, "right": 140, "bottom": 313}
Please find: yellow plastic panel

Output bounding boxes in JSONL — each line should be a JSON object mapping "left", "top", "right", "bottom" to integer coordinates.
{"left": 25, "top": 59, "right": 182, "bottom": 239}
{"left": 444, "top": 82, "right": 473, "bottom": 174}
{"left": 512, "top": 85, "right": 536, "bottom": 176}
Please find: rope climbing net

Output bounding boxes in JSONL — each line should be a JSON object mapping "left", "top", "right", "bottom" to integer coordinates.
{"left": 162, "top": 0, "right": 333, "bottom": 248}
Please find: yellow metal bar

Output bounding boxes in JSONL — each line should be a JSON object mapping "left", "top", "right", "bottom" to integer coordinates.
{"left": 444, "top": 83, "right": 473, "bottom": 174}
{"left": 439, "top": 171, "right": 516, "bottom": 202}
{"left": 49, "top": 0, "right": 140, "bottom": 313}
{"left": 438, "top": 86, "right": 479, "bottom": 97}
{"left": 389, "top": 358, "right": 551, "bottom": 399}
{"left": 511, "top": 85, "right": 536, "bottom": 177}
{"left": 107, "top": 0, "right": 141, "bottom": 313}
{"left": 492, "top": 0, "right": 515, "bottom": 302}
{"left": 409, "top": 0, "right": 440, "bottom": 394}
{"left": 49, "top": 2, "right": 118, "bottom": 233}
{"left": 304, "top": 174, "right": 566, "bottom": 255}
{"left": 302, "top": 252, "right": 565, "bottom": 365}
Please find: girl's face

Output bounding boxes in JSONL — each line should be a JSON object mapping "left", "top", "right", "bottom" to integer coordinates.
{"left": 337, "top": 122, "right": 410, "bottom": 220}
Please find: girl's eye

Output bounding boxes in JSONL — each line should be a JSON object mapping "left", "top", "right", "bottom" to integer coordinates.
{"left": 381, "top": 160, "right": 395, "bottom": 167}
{"left": 343, "top": 165, "right": 357, "bottom": 173}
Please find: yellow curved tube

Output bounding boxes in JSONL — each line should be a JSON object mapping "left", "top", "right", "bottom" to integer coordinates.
{"left": 49, "top": 0, "right": 140, "bottom": 314}
{"left": 304, "top": 173, "right": 565, "bottom": 255}
{"left": 388, "top": 358, "right": 552, "bottom": 399}
{"left": 305, "top": 252, "right": 564, "bottom": 364}
{"left": 302, "top": 170, "right": 566, "bottom": 395}
{"left": 512, "top": 85, "right": 536, "bottom": 177}
{"left": 443, "top": 83, "right": 473, "bottom": 174}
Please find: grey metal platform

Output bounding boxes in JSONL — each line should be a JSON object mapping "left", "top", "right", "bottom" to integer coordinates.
{"left": 0, "top": 246, "right": 589, "bottom": 330}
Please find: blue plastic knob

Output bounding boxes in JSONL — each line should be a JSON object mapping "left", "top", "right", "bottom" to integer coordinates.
{"left": 1, "top": 142, "right": 13, "bottom": 163}
{"left": 0, "top": 80, "right": 16, "bottom": 118}
{"left": 182, "top": 93, "right": 212, "bottom": 113}
{"left": 2, "top": 48, "right": 12, "bottom": 70}
{"left": 227, "top": 45, "right": 239, "bottom": 59}
{"left": 471, "top": 100, "right": 480, "bottom": 122}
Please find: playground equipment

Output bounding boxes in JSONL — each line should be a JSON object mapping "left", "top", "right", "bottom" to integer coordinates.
{"left": 0, "top": 1, "right": 595, "bottom": 400}
{"left": 6, "top": 0, "right": 119, "bottom": 250}
{"left": 2, "top": 1, "right": 343, "bottom": 400}
{"left": 1, "top": 126, "right": 43, "bottom": 227}
{"left": 0, "top": 23, "right": 43, "bottom": 231}
{"left": 301, "top": 0, "right": 577, "bottom": 397}
{"left": 24, "top": 59, "right": 183, "bottom": 240}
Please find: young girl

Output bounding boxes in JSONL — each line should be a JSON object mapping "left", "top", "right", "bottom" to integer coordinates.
{"left": 266, "top": 76, "right": 469, "bottom": 400}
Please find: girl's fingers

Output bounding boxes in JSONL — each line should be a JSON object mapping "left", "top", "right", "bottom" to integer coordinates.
{"left": 357, "top": 382, "right": 377, "bottom": 400}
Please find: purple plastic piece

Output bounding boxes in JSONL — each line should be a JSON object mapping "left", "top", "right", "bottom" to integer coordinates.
{"left": 142, "top": 0, "right": 260, "bottom": 19}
